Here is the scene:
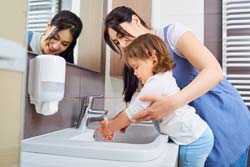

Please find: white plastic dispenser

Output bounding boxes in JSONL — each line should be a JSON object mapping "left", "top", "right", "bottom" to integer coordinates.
{"left": 28, "top": 55, "right": 66, "bottom": 115}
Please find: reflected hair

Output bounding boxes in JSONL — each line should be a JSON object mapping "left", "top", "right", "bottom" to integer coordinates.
{"left": 46, "top": 10, "right": 83, "bottom": 63}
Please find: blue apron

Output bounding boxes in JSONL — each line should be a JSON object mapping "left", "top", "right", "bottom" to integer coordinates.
{"left": 163, "top": 26, "right": 250, "bottom": 166}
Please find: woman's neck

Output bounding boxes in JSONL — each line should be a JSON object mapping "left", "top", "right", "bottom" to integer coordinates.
{"left": 143, "top": 27, "right": 155, "bottom": 35}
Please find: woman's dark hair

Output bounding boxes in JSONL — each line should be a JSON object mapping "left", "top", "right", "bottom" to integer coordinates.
{"left": 104, "top": 6, "right": 150, "bottom": 54}
{"left": 123, "top": 65, "right": 138, "bottom": 102}
{"left": 47, "top": 10, "right": 83, "bottom": 63}
{"left": 104, "top": 6, "right": 149, "bottom": 102}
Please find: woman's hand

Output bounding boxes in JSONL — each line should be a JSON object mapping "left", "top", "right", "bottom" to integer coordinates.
{"left": 131, "top": 94, "right": 179, "bottom": 122}
{"left": 98, "top": 119, "right": 114, "bottom": 141}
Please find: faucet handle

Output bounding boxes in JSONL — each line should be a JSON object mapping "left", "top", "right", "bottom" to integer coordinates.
{"left": 89, "top": 95, "right": 104, "bottom": 101}
{"left": 88, "top": 109, "right": 108, "bottom": 116}
{"left": 88, "top": 95, "right": 104, "bottom": 108}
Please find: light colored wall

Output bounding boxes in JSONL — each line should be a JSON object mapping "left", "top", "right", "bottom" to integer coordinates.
{"left": 0, "top": 1, "right": 27, "bottom": 167}
{"left": 105, "top": 47, "right": 126, "bottom": 116}
{"left": 151, "top": 0, "right": 204, "bottom": 42}
{"left": 77, "top": 0, "right": 104, "bottom": 72}
{"left": 61, "top": 0, "right": 72, "bottom": 10}
{"left": 0, "top": 1, "right": 27, "bottom": 45}
{"left": 0, "top": 71, "right": 24, "bottom": 167}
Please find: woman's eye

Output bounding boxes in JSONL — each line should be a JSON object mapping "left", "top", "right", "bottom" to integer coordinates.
{"left": 114, "top": 40, "right": 119, "bottom": 45}
{"left": 51, "top": 36, "right": 59, "bottom": 41}
{"left": 117, "top": 33, "right": 124, "bottom": 39}
{"left": 62, "top": 43, "right": 69, "bottom": 47}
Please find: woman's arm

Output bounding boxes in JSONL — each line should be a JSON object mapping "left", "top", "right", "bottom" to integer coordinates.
{"left": 132, "top": 31, "right": 224, "bottom": 121}
{"left": 173, "top": 31, "right": 224, "bottom": 108}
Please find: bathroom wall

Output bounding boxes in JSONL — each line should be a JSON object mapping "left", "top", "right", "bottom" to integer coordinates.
{"left": 204, "top": 0, "right": 222, "bottom": 64}
{"left": 24, "top": 56, "right": 104, "bottom": 138}
{"left": 151, "top": 0, "right": 204, "bottom": 42}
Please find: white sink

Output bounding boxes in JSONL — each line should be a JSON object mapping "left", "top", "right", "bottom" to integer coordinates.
{"left": 69, "top": 129, "right": 95, "bottom": 142}
{"left": 21, "top": 123, "right": 178, "bottom": 166}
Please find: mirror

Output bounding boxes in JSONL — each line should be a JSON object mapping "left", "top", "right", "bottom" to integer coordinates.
{"left": 26, "top": 0, "right": 105, "bottom": 73}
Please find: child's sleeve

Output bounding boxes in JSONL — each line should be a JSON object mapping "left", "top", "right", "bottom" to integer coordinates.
{"left": 125, "top": 73, "right": 180, "bottom": 120}
{"left": 125, "top": 77, "right": 169, "bottom": 120}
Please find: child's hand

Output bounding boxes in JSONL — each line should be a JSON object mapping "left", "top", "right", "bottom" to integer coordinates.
{"left": 98, "top": 119, "right": 114, "bottom": 141}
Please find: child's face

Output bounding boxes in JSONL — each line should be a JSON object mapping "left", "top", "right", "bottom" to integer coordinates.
{"left": 128, "top": 58, "right": 154, "bottom": 84}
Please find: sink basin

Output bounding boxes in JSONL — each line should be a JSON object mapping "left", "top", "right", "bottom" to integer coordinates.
{"left": 22, "top": 121, "right": 171, "bottom": 162}
{"left": 71, "top": 122, "right": 160, "bottom": 144}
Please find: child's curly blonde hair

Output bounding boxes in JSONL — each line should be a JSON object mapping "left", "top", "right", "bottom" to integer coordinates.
{"left": 124, "top": 33, "right": 174, "bottom": 74}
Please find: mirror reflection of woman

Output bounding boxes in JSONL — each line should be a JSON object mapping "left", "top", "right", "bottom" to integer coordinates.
{"left": 28, "top": 10, "right": 83, "bottom": 63}
{"left": 104, "top": 6, "right": 250, "bottom": 167}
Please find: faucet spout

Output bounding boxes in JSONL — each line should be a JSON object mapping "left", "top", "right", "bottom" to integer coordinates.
{"left": 74, "top": 95, "right": 107, "bottom": 131}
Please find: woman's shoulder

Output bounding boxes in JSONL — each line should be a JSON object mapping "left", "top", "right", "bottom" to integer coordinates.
{"left": 164, "top": 22, "right": 190, "bottom": 41}
{"left": 157, "top": 22, "right": 189, "bottom": 34}
{"left": 156, "top": 23, "right": 191, "bottom": 56}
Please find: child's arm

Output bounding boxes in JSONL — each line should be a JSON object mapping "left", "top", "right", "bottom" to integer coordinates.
{"left": 108, "top": 111, "right": 131, "bottom": 132}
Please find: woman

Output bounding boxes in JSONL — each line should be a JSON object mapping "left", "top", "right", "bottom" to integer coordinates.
{"left": 104, "top": 6, "right": 250, "bottom": 166}
{"left": 28, "top": 10, "right": 83, "bottom": 63}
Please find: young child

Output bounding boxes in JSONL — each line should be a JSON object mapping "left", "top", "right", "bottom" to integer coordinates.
{"left": 98, "top": 34, "right": 214, "bottom": 166}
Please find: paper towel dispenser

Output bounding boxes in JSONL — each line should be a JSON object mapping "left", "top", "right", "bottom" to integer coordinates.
{"left": 28, "top": 55, "right": 66, "bottom": 115}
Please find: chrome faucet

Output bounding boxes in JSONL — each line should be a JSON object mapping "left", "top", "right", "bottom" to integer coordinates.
{"left": 74, "top": 95, "right": 108, "bottom": 131}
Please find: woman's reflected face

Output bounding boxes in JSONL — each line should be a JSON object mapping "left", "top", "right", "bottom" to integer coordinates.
{"left": 41, "top": 26, "right": 73, "bottom": 55}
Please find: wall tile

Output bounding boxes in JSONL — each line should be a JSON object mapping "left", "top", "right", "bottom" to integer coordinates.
{"left": 205, "top": 41, "right": 222, "bottom": 64}
{"left": 64, "top": 65, "right": 81, "bottom": 98}
{"left": 24, "top": 98, "right": 81, "bottom": 138}
{"left": 204, "top": 13, "right": 222, "bottom": 42}
{"left": 204, "top": 0, "right": 222, "bottom": 14}
{"left": 80, "top": 70, "right": 104, "bottom": 109}
{"left": 204, "top": 0, "right": 222, "bottom": 64}
{"left": 80, "top": 70, "right": 104, "bottom": 96}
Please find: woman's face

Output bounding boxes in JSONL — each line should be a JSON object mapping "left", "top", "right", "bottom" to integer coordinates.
{"left": 108, "top": 16, "right": 148, "bottom": 50}
{"left": 41, "top": 25, "right": 73, "bottom": 55}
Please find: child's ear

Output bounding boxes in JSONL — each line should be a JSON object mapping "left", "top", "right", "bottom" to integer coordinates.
{"left": 151, "top": 51, "right": 158, "bottom": 65}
